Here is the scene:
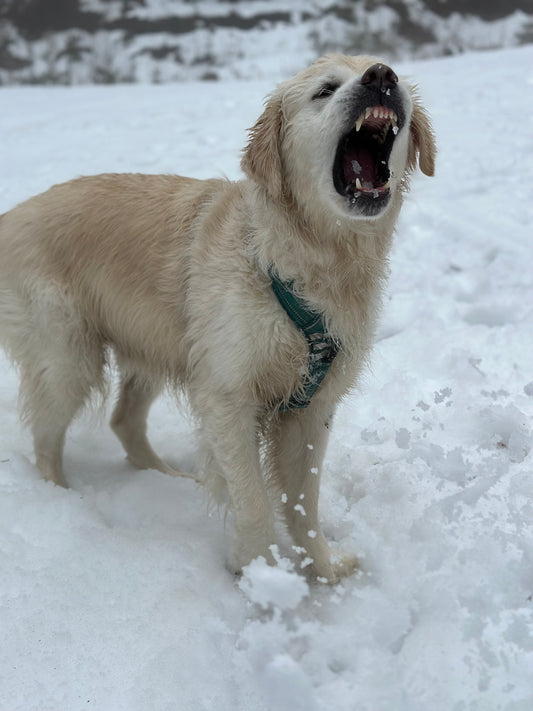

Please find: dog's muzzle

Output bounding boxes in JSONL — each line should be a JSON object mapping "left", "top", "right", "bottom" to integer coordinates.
{"left": 333, "top": 63, "right": 407, "bottom": 217}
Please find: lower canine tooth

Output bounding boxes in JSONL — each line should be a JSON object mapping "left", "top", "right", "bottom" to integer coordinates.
{"left": 355, "top": 178, "right": 363, "bottom": 190}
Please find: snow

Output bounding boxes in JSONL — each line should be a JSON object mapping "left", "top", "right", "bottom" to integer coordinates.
{"left": 238, "top": 549, "right": 310, "bottom": 611}
{"left": 1, "top": 45, "right": 533, "bottom": 710}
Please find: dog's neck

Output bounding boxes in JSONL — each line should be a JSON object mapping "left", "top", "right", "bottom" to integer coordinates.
{"left": 247, "top": 184, "right": 397, "bottom": 347}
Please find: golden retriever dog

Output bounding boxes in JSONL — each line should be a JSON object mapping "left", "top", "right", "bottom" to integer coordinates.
{"left": 0, "top": 55, "right": 435, "bottom": 582}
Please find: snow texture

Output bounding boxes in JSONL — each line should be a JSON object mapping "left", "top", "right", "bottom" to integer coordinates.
{"left": 1, "top": 45, "right": 533, "bottom": 710}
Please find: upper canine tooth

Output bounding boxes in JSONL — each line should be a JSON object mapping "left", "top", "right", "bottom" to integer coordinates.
{"left": 355, "top": 112, "right": 365, "bottom": 132}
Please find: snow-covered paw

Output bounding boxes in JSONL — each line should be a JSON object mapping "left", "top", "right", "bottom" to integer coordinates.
{"left": 330, "top": 549, "right": 359, "bottom": 581}
{"left": 312, "top": 549, "right": 359, "bottom": 584}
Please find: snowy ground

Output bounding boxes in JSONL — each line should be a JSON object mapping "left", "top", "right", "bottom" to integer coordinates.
{"left": 1, "top": 46, "right": 532, "bottom": 711}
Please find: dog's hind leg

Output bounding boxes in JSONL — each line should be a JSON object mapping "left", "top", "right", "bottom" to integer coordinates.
{"left": 29, "top": 379, "right": 91, "bottom": 487}
{"left": 20, "top": 325, "right": 105, "bottom": 487}
{"left": 2, "top": 285, "right": 106, "bottom": 487}
{"left": 110, "top": 372, "right": 197, "bottom": 481}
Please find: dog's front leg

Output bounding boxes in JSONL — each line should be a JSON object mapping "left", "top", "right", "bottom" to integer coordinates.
{"left": 200, "top": 401, "right": 276, "bottom": 574}
{"left": 269, "top": 405, "right": 358, "bottom": 583}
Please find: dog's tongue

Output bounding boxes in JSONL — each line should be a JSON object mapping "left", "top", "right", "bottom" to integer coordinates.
{"left": 343, "top": 146, "right": 376, "bottom": 189}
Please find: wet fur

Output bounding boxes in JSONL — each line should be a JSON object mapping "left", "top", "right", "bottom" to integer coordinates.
{"left": 0, "top": 55, "right": 435, "bottom": 582}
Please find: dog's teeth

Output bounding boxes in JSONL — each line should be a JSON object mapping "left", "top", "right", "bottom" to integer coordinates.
{"left": 365, "top": 107, "right": 372, "bottom": 119}
{"left": 355, "top": 112, "right": 365, "bottom": 132}
{"left": 373, "top": 108, "right": 379, "bottom": 118}
{"left": 355, "top": 178, "right": 363, "bottom": 190}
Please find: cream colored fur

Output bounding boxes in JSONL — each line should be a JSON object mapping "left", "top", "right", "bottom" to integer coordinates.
{"left": 0, "top": 55, "right": 435, "bottom": 582}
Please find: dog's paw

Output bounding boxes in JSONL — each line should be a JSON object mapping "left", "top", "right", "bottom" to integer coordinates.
{"left": 227, "top": 539, "right": 276, "bottom": 576}
{"left": 311, "top": 549, "right": 359, "bottom": 584}
{"left": 330, "top": 549, "right": 359, "bottom": 582}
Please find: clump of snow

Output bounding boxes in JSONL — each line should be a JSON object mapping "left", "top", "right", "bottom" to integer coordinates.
{"left": 351, "top": 159, "right": 362, "bottom": 175}
{"left": 478, "top": 404, "right": 532, "bottom": 463}
{"left": 239, "top": 549, "right": 309, "bottom": 611}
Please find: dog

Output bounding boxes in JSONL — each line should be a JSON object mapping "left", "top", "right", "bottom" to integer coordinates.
{"left": 0, "top": 55, "right": 435, "bottom": 582}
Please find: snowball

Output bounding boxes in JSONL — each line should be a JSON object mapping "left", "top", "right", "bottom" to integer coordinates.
{"left": 239, "top": 556, "right": 309, "bottom": 611}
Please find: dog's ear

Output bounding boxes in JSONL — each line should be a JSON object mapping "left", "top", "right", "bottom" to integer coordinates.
{"left": 407, "top": 91, "right": 436, "bottom": 177}
{"left": 241, "top": 92, "right": 285, "bottom": 201}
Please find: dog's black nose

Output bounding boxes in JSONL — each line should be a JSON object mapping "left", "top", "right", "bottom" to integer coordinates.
{"left": 361, "top": 63, "right": 398, "bottom": 90}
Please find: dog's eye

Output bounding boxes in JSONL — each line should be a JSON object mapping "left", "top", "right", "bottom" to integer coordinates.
{"left": 312, "top": 83, "right": 340, "bottom": 100}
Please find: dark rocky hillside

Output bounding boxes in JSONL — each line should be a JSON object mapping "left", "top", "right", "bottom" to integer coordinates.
{"left": 1, "top": 0, "right": 532, "bottom": 84}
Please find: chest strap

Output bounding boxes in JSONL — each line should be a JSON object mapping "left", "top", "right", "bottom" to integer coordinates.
{"left": 269, "top": 268, "right": 339, "bottom": 411}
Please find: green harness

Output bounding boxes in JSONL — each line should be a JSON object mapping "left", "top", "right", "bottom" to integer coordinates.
{"left": 269, "top": 268, "right": 339, "bottom": 411}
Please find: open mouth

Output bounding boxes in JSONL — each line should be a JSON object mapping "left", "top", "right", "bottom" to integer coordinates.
{"left": 333, "top": 105, "right": 399, "bottom": 214}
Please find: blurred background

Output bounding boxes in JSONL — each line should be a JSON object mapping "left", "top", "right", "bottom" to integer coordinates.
{"left": 1, "top": 0, "right": 532, "bottom": 85}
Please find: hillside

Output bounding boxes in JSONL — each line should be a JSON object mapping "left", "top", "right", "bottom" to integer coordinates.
{"left": 1, "top": 0, "right": 532, "bottom": 84}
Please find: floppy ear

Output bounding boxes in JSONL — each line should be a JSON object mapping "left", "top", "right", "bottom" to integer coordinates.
{"left": 407, "top": 91, "right": 436, "bottom": 177}
{"left": 241, "top": 92, "right": 285, "bottom": 201}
